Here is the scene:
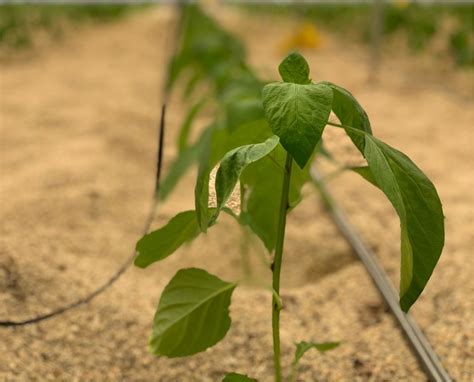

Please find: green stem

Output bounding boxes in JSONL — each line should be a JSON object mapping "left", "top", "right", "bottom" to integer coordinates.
{"left": 326, "top": 121, "right": 367, "bottom": 136}
{"left": 272, "top": 152, "right": 293, "bottom": 382}
{"left": 289, "top": 363, "right": 298, "bottom": 382}
{"left": 236, "top": 278, "right": 282, "bottom": 310}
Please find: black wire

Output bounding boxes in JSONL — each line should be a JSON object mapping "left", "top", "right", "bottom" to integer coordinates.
{"left": 155, "top": 104, "right": 166, "bottom": 195}
{"left": 0, "top": 3, "right": 183, "bottom": 328}
{"left": 0, "top": 104, "right": 167, "bottom": 328}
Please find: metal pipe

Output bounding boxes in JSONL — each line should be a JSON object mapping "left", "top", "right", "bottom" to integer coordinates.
{"left": 311, "top": 168, "right": 452, "bottom": 382}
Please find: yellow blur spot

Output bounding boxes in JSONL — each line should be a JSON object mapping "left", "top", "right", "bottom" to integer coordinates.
{"left": 279, "top": 22, "right": 323, "bottom": 54}
{"left": 394, "top": 0, "right": 410, "bottom": 9}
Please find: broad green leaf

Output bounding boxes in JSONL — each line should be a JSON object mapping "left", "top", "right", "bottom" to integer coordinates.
{"left": 262, "top": 81, "right": 332, "bottom": 168}
{"left": 214, "top": 135, "right": 280, "bottom": 221}
{"left": 194, "top": 121, "right": 273, "bottom": 232}
{"left": 240, "top": 144, "right": 312, "bottom": 251}
{"left": 293, "top": 341, "right": 340, "bottom": 366}
{"left": 150, "top": 268, "right": 237, "bottom": 357}
{"left": 225, "top": 96, "right": 264, "bottom": 133}
{"left": 278, "top": 52, "right": 311, "bottom": 84}
{"left": 350, "top": 165, "right": 378, "bottom": 187}
{"left": 135, "top": 211, "right": 200, "bottom": 268}
{"left": 363, "top": 136, "right": 444, "bottom": 311}
{"left": 178, "top": 98, "right": 208, "bottom": 152}
{"left": 222, "top": 372, "right": 257, "bottom": 382}
{"left": 226, "top": 119, "right": 273, "bottom": 148}
{"left": 321, "top": 82, "right": 372, "bottom": 151}
{"left": 218, "top": 70, "right": 263, "bottom": 101}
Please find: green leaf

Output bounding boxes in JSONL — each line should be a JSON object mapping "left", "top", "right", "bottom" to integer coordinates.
{"left": 321, "top": 82, "right": 372, "bottom": 151}
{"left": 225, "top": 96, "right": 264, "bottom": 133}
{"left": 194, "top": 121, "right": 274, "bottom": 232}
{"left": 278, "top": 52, "right": 311, "bottom": 84}
{"left": 135, "top": 211, "right": 200, "bottom": 268}
{"left": 222, "top": 372, "right": 257, "bottom": 382}
{"left": 240, "top": 145, "right": 312, "bottom": 251}
{"left": 350, "top": 165, "right": 378, "bottom": 187}
{"left": 171, "top": 5, "right": 246, "bottom": 94}
{"left": 150, "top": 268, "right": 237, "bottom": 357}
{"left": 293, "top": 341, "right": 340, "bottom": 366}
{"left": 226, "top": 119, "right": 273, "bottom": 148}
{"left": 194, "top": 128, "right": 215, "bottom": 232}
{"left": 363, "top": 136, "right": 444, "bottom": 311}
{"left": 178, "top": 98, "right": 208, "bottom": 152}
{"left": 214, "top": 135, "right": 280, "bottom": 221}
{"left": 262, "top": 81, "right": 332, "bottom": 168}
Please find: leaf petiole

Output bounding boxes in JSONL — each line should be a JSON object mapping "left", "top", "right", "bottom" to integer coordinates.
{"left": 236, "top": 278, "right": 283, "bottom": 311}
{"left": 326, "top": 121, "right": 370, "bottom": 135}
{"left": 266, "top": 152, "right": 288, "bottom": 174}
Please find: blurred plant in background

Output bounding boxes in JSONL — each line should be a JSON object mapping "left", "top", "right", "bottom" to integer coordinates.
{"left": 385, "top": 3, "right": 473, "bottom": 66}
{"left": 247, "top": 3, "right": 473, "bottom": 67}
{"left": 0, "top": 5, "right": 141, "bottom": 49}
{"left": 1, "top": 3, "right": 471, "bottom": 67}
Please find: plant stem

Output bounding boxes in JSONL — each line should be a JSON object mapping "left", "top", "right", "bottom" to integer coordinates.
{"left": 289, "top": 363, "right": 298, "bottom": 382}
{"left": 326, "top": 121, "right": 367, "bottom": 136}
{"left": 272, "top": 152, "right": 293, "bottom": 382}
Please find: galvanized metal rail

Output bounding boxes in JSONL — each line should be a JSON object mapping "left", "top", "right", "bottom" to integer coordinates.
{"left": 311, "top": 168, "right": 452, "bottom": 382}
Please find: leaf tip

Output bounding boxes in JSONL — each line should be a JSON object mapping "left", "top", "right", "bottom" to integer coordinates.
{"left": 278, "top": 51, "right": 311, "bottom": 84}
{"left": 133, "top": 243, "right": 146, "bottom": 268}
{"left": 133, "top": 255, "right": 146, "bottom": 269}
{"left": 399, "top": 296, "right": 411, "bottom": 313}
{"left": 293, "top": 155, "right": 309, "bottom": 169}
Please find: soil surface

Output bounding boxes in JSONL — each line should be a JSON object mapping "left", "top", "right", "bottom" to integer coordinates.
{"left": 1, "top": 6, "right": 473, "bottom": 382}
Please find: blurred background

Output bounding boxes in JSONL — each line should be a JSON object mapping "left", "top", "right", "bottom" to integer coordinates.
{"left": 1, "top": 2, "right": 473, "bottom": 381}
{"left": 1, "top": 2, "right": 473, "bottom": 66}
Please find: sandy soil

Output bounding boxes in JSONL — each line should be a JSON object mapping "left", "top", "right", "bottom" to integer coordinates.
{"left": 1, "top": 6, "right": 473, "bottom": 381}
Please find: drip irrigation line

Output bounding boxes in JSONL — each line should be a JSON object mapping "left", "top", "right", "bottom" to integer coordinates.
{"left": 311, "top": 168, "right": 452, "bottom": 382}
{"left": 0, "top": 5, "right": 183, "bottom": 328}
{"left": 0, "top": 104, "right": 167, "bottom": 328}
{"left": 0, "top": 201, "right": 156, "bottom": 327}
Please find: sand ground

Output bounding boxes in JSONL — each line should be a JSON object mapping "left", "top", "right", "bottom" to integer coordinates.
{"left": 1, "top": 6, "right": 473, "bottom": 381}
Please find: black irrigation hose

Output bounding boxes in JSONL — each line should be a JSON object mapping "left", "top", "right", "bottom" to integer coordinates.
{"left": 0, "top": 4, "right": 183, "bottom": 328}
{"left": 311, "top": 168, "right": 452, "bottom": 382}
{"left": 0, "top": 104, "right": 167, "bottom": 328}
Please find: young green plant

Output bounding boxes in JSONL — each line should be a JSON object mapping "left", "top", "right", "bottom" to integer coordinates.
{"left": 134, "top": 52, "right": 444, "bottom": 381}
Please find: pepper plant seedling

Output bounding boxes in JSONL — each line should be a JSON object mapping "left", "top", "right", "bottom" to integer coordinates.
{"left": 135, "top": 51, "right": 444, "bottom": 382}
